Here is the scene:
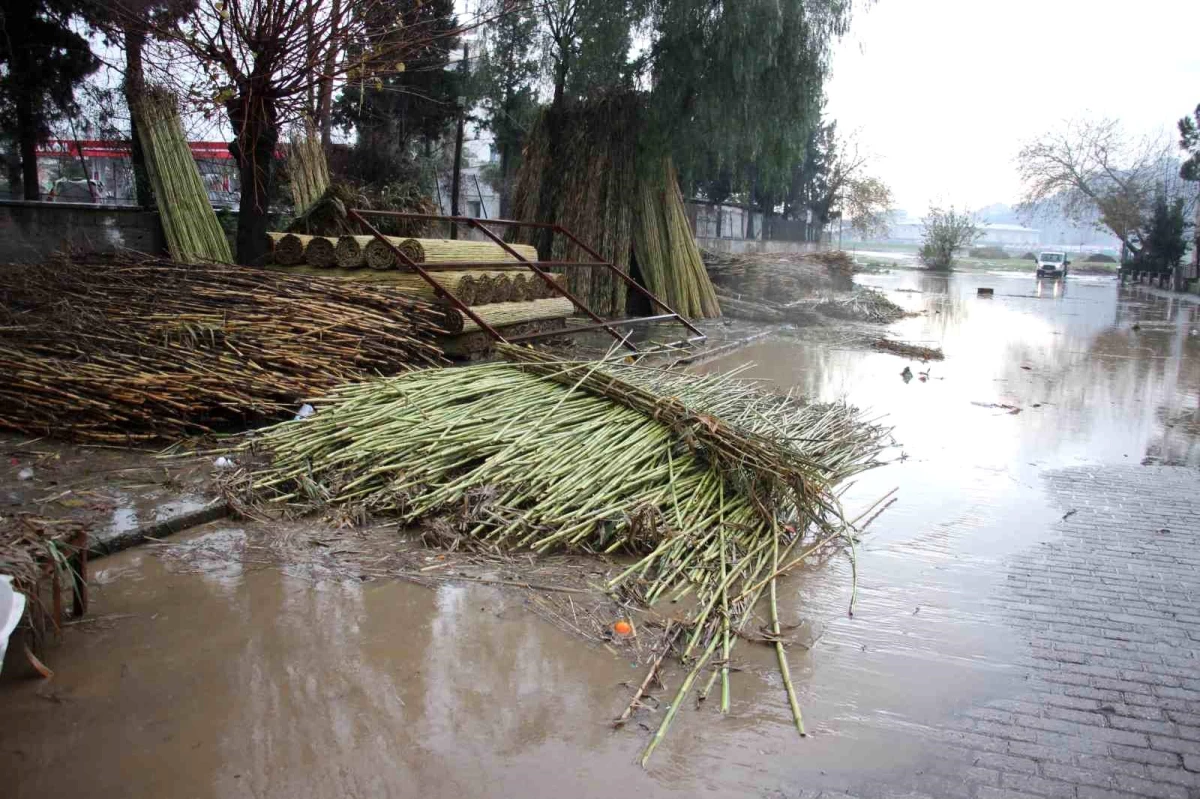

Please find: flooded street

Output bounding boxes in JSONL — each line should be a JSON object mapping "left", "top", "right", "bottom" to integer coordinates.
{"left": 4, "top": 271, "right": 1199, "bottom": 798}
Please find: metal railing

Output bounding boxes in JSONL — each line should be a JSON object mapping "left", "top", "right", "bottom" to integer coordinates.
{"left": 347, "top": 210, "right": 706, "bottom": 353}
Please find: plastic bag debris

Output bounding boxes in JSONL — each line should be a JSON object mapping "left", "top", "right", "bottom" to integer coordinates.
{"left": 213, "top": 456, "right": 236, "bottom": 470}
{"left": 0, "top": 575, "right": 26, "bottom": 668}
{"left": 16, "top": 468, "right": 34, "bottom": 481}
{"left": 294, "top": 403, "right": 315, "bottom": 421}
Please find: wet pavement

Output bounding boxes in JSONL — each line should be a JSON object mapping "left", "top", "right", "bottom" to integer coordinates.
{"left": 3, "top": 271, "right": 1199, "bottom": 798}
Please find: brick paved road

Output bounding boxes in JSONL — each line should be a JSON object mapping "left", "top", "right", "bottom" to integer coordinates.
{"left": 833, "top": 465, "right": 1200, "bottom": 799}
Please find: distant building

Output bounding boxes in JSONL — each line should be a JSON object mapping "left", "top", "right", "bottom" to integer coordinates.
{"left": 883, "top": 214, "right": 1039, "bottom": 248}
{"left": 977, "top": 223, "right": 1040, "bottom": 247}
{"left": 30, "top": 139, "right": 240, "bottom": 206}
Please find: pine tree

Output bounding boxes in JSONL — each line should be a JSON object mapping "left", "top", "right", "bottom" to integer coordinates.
{"left": 0, "top": 0, "right": 99, "bottom": 199}
{"left": 334, "top": 0, "right": 460, "bottom": 187}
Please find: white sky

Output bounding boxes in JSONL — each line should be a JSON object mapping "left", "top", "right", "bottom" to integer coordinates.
{"left": 826, "top": 0, "right": 1200, "bottom": 214}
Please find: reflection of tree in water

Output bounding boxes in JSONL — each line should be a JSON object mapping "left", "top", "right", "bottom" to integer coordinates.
{"left": 1002, "top": 286, "right": 1200, "bottom": 466}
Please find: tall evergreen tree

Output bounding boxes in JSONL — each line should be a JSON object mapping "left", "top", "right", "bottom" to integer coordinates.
{"left": 0, "top": 0, "right": 99, "bottom": 199}
{"left": 334, "top": 0, "right": 460, "bottom": 187}
{"left": 648, "top": 0, "right": 852, "bottom": 199}
{"left": 474, "top": 2, "right": 538, "bottom": 216}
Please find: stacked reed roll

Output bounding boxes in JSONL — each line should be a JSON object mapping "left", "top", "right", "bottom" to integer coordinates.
{"left": 436, "top": 298, "right": 577, "bottom": 335}
{"left": 363, "top": 238, "right": 540, "bottom": 270}
{"left": 335, "top": 235, "right": 376, "bottom": 268}
{"left": 304, "top": 237, "right": 338, "bottom": 268}
{"left": 269, "top": 233, "right": 307, "bottom": 266}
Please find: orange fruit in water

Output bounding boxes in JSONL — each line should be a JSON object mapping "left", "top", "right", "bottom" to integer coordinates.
{"left": 613, "top": 620, "right": 634, "bottom": 636}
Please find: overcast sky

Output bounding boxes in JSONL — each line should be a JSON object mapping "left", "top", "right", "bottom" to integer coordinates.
{"left": 826, "top": 0, "right": 1200, "bottom": 215}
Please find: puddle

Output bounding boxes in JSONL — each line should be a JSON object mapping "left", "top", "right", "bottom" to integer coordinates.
{"left": 4, "top": 273, "right": 1200, "bottom": 797}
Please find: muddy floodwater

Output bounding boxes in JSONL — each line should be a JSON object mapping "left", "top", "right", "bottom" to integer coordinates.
{"left": 3, "top": 271, "right": 1199, "bottom": 798}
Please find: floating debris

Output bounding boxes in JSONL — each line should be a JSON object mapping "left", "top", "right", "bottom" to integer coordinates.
{"left": 873, "top": 339, "right": 945, "bottom": 361}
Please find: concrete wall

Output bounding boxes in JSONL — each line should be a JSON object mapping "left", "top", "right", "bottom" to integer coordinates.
{"left": 0, "top": 200, "right": 165, "bottom": 263}
{"left": 696, "top": 237, "right": 826, "bottom": 255}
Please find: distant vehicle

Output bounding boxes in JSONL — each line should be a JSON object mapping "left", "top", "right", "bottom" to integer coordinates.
{"left": 47, "top": 177, "right": 103, "bottom": 203}
{"left": 1035, "top": 251, "right": 1070, "bottom": 279}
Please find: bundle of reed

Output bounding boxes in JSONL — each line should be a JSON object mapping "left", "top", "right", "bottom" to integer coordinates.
{"left": 270, "top": 233, "right": 308, "bottom": 266}
{"left": 364, "top": 237, "right": 423, "bottom": 269}
{"left": 532, "top": 272, "right": 569, "bottom": 299}
{"left": 131, "top": 87, "right": 232, "bottom": 264}
{"left": 304, "top": 237, "right": 338, "bottom": 268}
{"left": 705, "top": 253, "right": 848, "bottom": 304}
{"left": 873, "top": 339, "right": 944, "bottom": 361}
{"left": 632, "top": 158, "right": 721, "bottom": 319}
{"left": 0, "top": 253, "right": 446, "bottom": 443}
{"left": 441, "top": 319, "right": 566, "bottom": 358}
{"left": 490, "top": 272, "right": 515, "bottom": 303}
{"left": 811, "top": 288, "right": 909, "bottom": 324}
{"left": 287, "top": 119, "right": 330, "bottom": 215}
{"left": 507, "top": 272, "right": 532, "bottom": 300}
{"left": 237, "top": 351, "right": 889, "bottom": 759}
{"left": 367, "top": 270, "right": 516, "bottom": 305}
{"left": 288, "top": 183, "right": 366, "bottom": 237}
{"left": 434, "top": 297, "right": 576, "bottom": 335}
{"left": 362, "top": 237, "right": 539, "bottom": 270}
{"left": 408, "top": 239, "right": 539, "bottom": 264}
{"left": 510, "top": 95, "right": 641, "bottom": 317}
{"left": 335, "top": 235, "right": 375, "bottom": 268}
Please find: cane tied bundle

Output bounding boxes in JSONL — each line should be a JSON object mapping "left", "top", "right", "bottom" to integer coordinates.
{"left": 237, "top": 346, "right": 888, "bottom": 757}
{"left": 0, "top": 254, "right": 447, "bottom": 443}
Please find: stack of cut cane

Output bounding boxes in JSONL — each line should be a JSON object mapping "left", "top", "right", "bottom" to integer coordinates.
{"left": 265, "top": 234, "right": 573, "bottom": 354}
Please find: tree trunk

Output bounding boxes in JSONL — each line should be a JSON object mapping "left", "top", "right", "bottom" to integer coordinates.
{"left": 16, "top": 91, "right": 39, "bottom": 200}
{"left": 5, "top": 148, "right": 21, "bottom": 198}
{"left": 315, "top": 0, "right": 342, "bottom": 150}
{"left": 535, "top": 56, "right": 570, "bottom": 259}
{"left": 227, "top": 87, "right": 279, "bottom": 265}
{"left": 122, "top": 22, "right": 153, "bottom": 207}
{"left": 9, "top": 0, "right": 39, "bottom": 200}
{"left": 498, "top": 141, "right": 512, "bottom": 219}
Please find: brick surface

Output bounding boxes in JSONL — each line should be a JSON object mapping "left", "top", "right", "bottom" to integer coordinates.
{"left": 919, "top": 466, "right": 1200, "bottom": 799}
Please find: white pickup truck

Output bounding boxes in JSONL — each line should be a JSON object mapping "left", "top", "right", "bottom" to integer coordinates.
{"left": 1035, "top": 251, "right": 1070, "bottom": 279}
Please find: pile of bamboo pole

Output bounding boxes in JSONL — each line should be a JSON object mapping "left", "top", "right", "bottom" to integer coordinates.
{"left": 510, "top": 95, "right": 722, "bottom": 321}
{"left": 288, "top": 120, "right": 330, "bottom": 215}
{"left": 238, "top": 349, "right": 889, "bottom": 759}
{"left": 632, "top": 158, "right": 721, "bottom": 318}
{"left": 510, "top": 95, "right": 641, "bottom": 318}
{"left": 131, "top": 87, "right": 232, "bottom": 264}
{"left": 0, "top": 254, "right": 447, "bottom": 443}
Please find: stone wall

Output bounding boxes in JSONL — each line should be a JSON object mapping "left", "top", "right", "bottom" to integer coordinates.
{"left": 0, "top": 200, "right": 165, "bottom": 263}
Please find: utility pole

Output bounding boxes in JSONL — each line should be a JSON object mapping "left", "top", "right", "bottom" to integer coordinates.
{"left": 449, "top": 42, "right": 469, "bottom": 240}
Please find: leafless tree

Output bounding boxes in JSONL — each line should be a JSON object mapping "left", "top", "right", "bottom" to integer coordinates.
{"left": 1017, "top": 118, "right": 1189, "bottom": 257}
{"left": 844, "top": 175, "right": 893, "bottom": 240}
{"left": 97, "top": 0, "right": 488, "bottom": 264}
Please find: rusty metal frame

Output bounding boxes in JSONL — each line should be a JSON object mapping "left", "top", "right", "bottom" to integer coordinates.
{"left": 346, "top": 209, "right": 707, "bottom": 353}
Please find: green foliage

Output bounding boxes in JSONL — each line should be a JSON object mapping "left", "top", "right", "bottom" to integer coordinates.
{"left": 1085, "top": 252, "right": 1117, "bottom": 263}
{"left": 1180, "top": 103, "right": 1200, "bottom": 183}
{"left": 1140, "top": 195, "right": 1189, "bottom": 270}
{"left": 918, "top": 206, "right": 981, "bottom": 270}
{"left": 969, "top": 246, "right": 1010, "bottom": 259}
{"left": 473, "top": 2, "right": 540, "bottom": 214}
{"left": 649, "top": 0, "right": 853, "bottom": 196}
{"left": 0, "top": 0, "right": 99, "bottom": 195}
{"left": 334, "top": 0, "right": 460, "bottom": 186}
{"left": 845, "top": 176, "right": 894, "bottom": 240}
{"left": 1021, "top": 251, "right": 1038, "bottom": 261}
{"left": 787, "top": 121, "right": 837, "bottom": 225}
